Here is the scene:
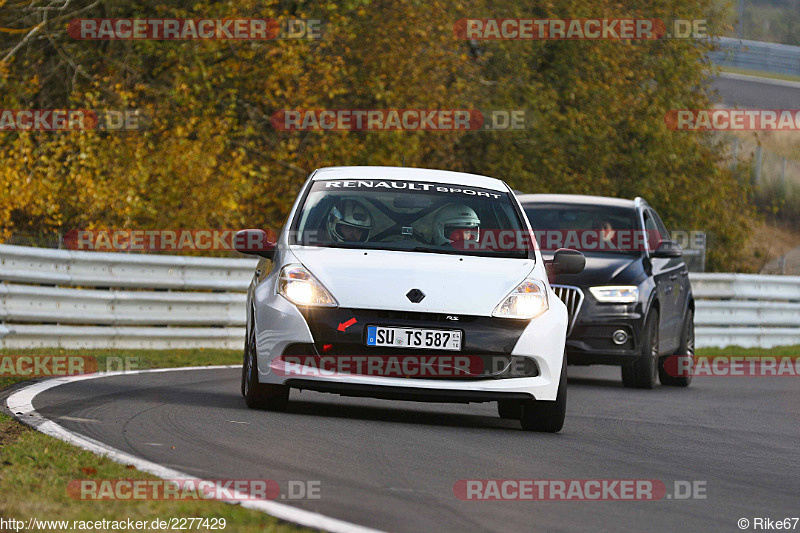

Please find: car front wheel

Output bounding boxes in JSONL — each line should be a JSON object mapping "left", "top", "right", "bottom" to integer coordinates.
{"left": 659, "top": 309, "right": 694, "bottom": 387}
{"left": 622, "top": 309, "right": 659, "bottom": 389}
{"left": 242, "top": 320, "right": 289, "bottom": 410}
{"left": 519, "top": 361, "right": 566, "bottom": 432}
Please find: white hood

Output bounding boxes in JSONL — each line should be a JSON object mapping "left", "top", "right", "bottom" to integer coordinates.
{"left": 290, "top": 246, "right": 535, "bottom": 316}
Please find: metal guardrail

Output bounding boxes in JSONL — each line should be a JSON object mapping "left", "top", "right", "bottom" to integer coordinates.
{"left": 0, "top": 244, "right": 254, "bottom": 349}
{"left": 0, "top": 245, "right": 798, "bottom": 349}
{"left": 0, "top": 324, "right": 245, "bottom": 350}
{"left": 711, "top": 37, "right": 800, "bottom": 77}
{"left": 691, "top": 273, "right": 800, "bottom": 348}
{"left": 0, "top": 244, "right": 257, "bottom": 290}
{"left": 0, "top": 284, "right": 246, "bottom": 326}
{"left": 691, "top": 273, "right": 800, "bottom": 301}
{"left": 695, "top": 300, "right": 800, "bottom": 327}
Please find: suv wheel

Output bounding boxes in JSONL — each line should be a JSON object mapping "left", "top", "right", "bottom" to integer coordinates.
{"left": 659, "top": 309, "right": 694, "bottom": 387}
{"left": 519, "top": 362, "right": 566, "bottom": 432}
{"left": 622, "top": 309, "right": 659, "bottom": 389}
{"left": 242, "top": 319, "right": 289, "bottom": 410}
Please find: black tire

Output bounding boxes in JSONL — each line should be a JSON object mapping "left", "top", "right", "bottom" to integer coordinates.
{"left": 519, "top": 362, "right": 566, "bottom": 432}
{"left": 242, "top": 318, "right": 289, "bottom": 410}
{"left": 497, "top": 400, "right": 523, "bottom": 420}
{"left": 659, "top": 309, "right": 694, "bottom": 387}
{"left": 622, "top": 309, "right": 659, "bottom": 389}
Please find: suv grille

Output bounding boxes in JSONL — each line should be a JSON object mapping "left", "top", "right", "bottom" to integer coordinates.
{"left": 551, "top": 285, "right": 584, "bottom": 336}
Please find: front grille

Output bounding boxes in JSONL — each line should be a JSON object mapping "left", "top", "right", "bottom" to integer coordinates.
{"left": 551, "top": 285, "right": 584, "bottom": 336}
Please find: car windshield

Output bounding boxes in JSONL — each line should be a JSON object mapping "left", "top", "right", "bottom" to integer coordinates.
{"left": 523, "top": 203, "right": 643, "bottom": 255}
{"left": 292, "top": 178, "right": 528, "bottom": 259}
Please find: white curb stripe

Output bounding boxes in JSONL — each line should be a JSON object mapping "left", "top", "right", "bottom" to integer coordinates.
{"left": 6, "top": 366, "right": 385, "bottom": 533}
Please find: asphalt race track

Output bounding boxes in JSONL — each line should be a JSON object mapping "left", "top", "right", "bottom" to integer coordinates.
{"left": 28, "top": 365, "right": 800, "bottom": 532}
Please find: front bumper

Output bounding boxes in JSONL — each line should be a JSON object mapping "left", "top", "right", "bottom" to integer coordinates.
{"left": 564, "top": 297, "right": 645, "bottom": 366}
{"left": 252, "top": 289, "right": 568, "bottom": 401}
{"left": 284, "top": 380, "right": 535, "bottom": 403}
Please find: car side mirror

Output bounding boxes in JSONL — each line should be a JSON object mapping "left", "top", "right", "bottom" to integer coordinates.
{"left": 234, "top": 229, "right": 276, "bottom": 259}
{"left": 546, "top": 248, "right": 585, "bottom": 275}
{"left": 652, "top": 239, "right": 682, "bottom": 258}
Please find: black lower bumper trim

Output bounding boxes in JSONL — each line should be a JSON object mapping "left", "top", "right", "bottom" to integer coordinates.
{"left": 298, "top": 307, "right": 529, "bottom": 356}
{"left": 566, "top": 344, "right": 641, "bottom": 366}
{"left": 285, "top": 379, "right": 534, "bottom": 404}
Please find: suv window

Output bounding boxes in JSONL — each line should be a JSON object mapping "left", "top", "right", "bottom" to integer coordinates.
{"left": 524, "top": 203, "right": 641, "bottom": 255}
{"left": 643, "top": 210, "right": 657, "bottom": 234}
{"left": 647, "top": 209, "right": 670, "bottom": 240}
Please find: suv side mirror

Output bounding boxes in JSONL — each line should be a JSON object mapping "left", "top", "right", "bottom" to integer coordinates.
{"left": 547, "top": 248, "right": 586, "bottom": 275}
{"left": 652, "top": 239, "right": 682, "bottom": 258}
{"left": 234, "top": 229, "right": 276, "bottom": 259}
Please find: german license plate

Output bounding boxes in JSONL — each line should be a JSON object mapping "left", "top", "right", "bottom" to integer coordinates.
{"left": 366, "top": 326, "right": 462, "bottom": 351}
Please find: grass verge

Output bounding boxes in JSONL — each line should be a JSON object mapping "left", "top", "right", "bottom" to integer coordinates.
{"left": 0, "top": 414, "right": 310, "bottom": 532}
{"left": 696, "top": 345, "right": 800, "bottom": 358}
{"left": 0, "top": 348, "right": 241, "bottom": 390}
{"left": 1, "top": 348, "right": 310, "bottom": 532}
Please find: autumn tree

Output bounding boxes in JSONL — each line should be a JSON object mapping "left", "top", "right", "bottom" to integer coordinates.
{"left": 0, "top": 0, "right": 755, "bottom": 270}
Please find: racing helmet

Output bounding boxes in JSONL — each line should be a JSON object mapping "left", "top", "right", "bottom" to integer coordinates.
{"left": 327, "top": 199, "right": 372, "bottom": 242}
{"left": 433, "top": 204, "right": 480, "bottom": 245}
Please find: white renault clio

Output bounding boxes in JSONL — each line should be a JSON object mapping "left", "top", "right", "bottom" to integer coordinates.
{"left": 236, "top": 166, "right": 584, "bottom": 432}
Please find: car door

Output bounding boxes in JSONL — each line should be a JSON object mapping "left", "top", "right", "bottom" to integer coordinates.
{"left": 650, "top": 208, "right": 689, "bottom": 345}
{"left": 643, "top": 210, "right": 670, "bottom": 344}
{"left": 645, "top": 208, "right": 683, "bottom": 352}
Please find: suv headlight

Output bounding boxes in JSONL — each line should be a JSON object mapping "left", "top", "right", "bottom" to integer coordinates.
{"left": 492, "top": 279, "right": 548, "bottom": 319}
{"left": 589, "top": 286, "right": 638, "bottom": 303}
{"left": 278, "top": 264, "right": 338, "bottom": 307}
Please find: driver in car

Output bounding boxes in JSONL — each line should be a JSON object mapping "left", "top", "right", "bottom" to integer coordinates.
{"left": 433, "top": 204, "right": 481, "bottom": 247}
{"left": 327, "top": 199, "right": 373, "bottom": 243}
{"left": 593, "top": 219, "right": 616, "bottom": 247}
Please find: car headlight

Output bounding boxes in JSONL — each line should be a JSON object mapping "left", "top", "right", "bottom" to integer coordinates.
{"left": 278, "top": 264, "right": 338, "bottom": 307}
{"left": 492, "top": 279, "right": 548, "bottom": 319}
{"left": 589, "top": 286, "right": 639, "bottom": 303}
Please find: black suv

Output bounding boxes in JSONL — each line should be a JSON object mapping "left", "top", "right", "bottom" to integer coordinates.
{"left": 518, "top": 194, "right": 694, "bottom": 389}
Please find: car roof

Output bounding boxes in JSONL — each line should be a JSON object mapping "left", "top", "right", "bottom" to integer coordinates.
{"left": 311, "top": 166, "right": 509, "bottom": 192}
{"left": 516, "top": 193, "right": 637, "bottom": 209}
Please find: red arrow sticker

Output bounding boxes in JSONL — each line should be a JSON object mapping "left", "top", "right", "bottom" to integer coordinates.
{"left": 337, "top": 318, "right": 357, "bottom": 332}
